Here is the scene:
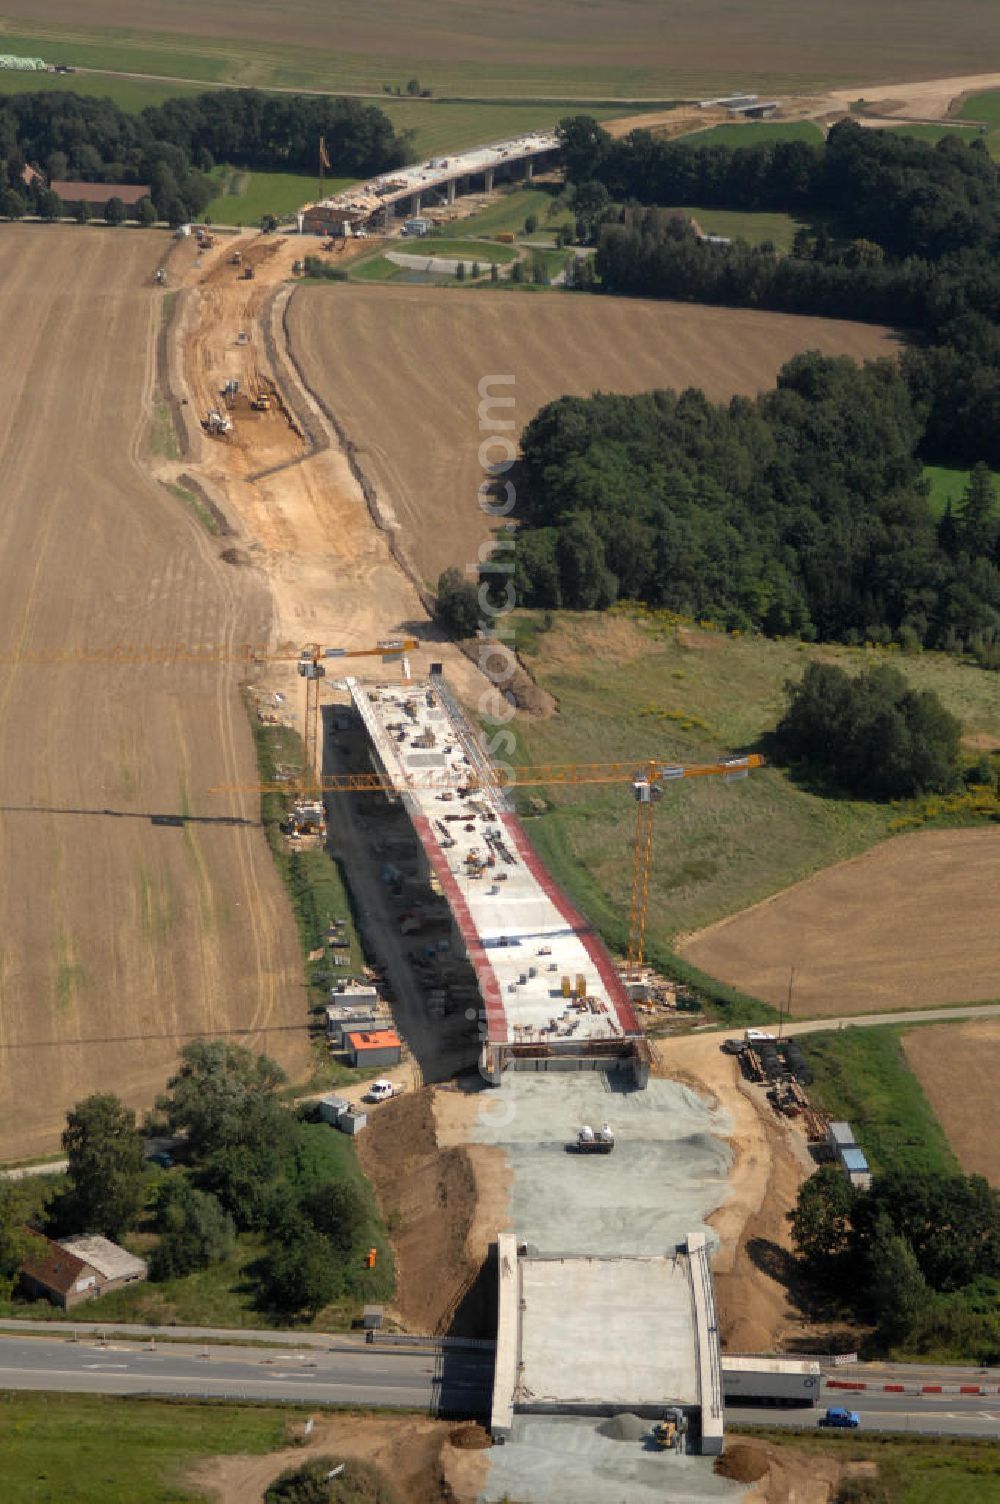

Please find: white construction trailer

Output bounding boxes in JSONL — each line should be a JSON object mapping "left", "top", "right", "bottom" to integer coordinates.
{"left": 721, "top": 1356, "right": 822, "bottom": 1407}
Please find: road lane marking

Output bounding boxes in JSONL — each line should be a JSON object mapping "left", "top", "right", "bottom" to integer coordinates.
{"left": 0, "top": 1366, "right": 430, "bottom": 1391}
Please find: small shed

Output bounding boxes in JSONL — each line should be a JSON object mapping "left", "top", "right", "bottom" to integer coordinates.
{"left": 20, "top": 1233, "right": 147, "bottom": 1308}
{"left": 59, "top": 1235, "right": 148, "bottom": 1292}
{"left": 840, "top": 1146, "right": 872, "bottom": 1192}
{"left": 318, "top": 1094, "right": 350, "bottom": 1126}
{"left": 826, "top": 1121, "right": 856, "bottom": 1151}
{"left": 19, "top": 1237, "right": 100, "bottom": 1310}
{"left": 326, "top": 985, "right": 391, "bottom": 1047}
{"left": 346, "top": 1028, "right": 402, "bottom": 1069}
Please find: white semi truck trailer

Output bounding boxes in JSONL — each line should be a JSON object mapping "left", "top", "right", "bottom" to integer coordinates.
{"left": 721, "top": 1356, "right": 822, "bottom": 1407}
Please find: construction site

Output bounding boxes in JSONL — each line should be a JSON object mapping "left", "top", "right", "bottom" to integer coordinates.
{"left": 298, "top": 132, "right": 560, "bottom": 236}
{"left": 347, "top": 674, "right": 649, "bottom": 1083}
{"left": 0, "top": 169, "right": 925, "bottom": 1502}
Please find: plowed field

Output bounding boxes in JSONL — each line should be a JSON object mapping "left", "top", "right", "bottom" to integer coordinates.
{"left": 902, "top": 1020, "right": 1000, "bottom": 1184}
{"left": 679, "top": 829, "right": 1000, "bottom": 1019}
{"left": 7, "top": 5, "right": 1000, "bottom": 98}
{"left": 286, "top": 283, "right": 900, "bottom": 584}
{"left": 0, "top": 226, "right": 304, "bottom": 1159}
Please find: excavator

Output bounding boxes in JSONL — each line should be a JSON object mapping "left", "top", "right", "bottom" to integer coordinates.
{"left": 651, "top": 1408, "right": 688, "bottom": 1452}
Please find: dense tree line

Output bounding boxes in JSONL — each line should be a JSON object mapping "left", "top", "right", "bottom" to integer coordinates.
{"left": 793, "top": 1166, "right": 1000, "bottom": 1359}
{"left": 504, "top": 352, "right": 1000, "bottom": 657}
{"left": 0, "top": 88, "right": 409, "bottom": 223}
{"left": 0, "top": 1042, "right": 390, "bottom": 1318}
{"left": 558, "top": 116, "right": 1000, "bottom": 469}
{"left": 776, "top": 663, "right": 962, "bottom": 797}
{"left": 560, "top": 116, "right": 1000, "bottom": 261}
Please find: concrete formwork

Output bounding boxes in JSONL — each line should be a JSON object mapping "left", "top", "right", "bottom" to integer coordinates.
{"left": 492, "top": 1233, "right": 724, "bottom": 1454}
{"left": 347, "top": 676, "right": 645, "bottom": 1080}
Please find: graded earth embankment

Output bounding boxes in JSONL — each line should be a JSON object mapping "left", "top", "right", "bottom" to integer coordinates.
{"left": 0, "top": 225, "right": 305, "bottom": 1158}
{"left": 286, "top": 283, "right": 900, "bottom": 585}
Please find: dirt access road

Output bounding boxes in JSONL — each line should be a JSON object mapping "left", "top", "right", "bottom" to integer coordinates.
{"left": 189, "top": 1412, "right": 488, "bottom": 1504}
{"left": 0, "top": 226, "right": 304, "bottom": 1159}
{"left": 167, "top": 233, "right": 494, "bottom": 730}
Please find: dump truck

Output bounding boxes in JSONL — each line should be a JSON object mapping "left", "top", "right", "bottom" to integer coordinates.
{"left": 250, "top": 391, "right": 272, "bottom": 412}
{"left": 721, "top": 1356, "right": 821, "bottom": 1407}
{"left": 573, "top": 1123, "right": 614, "bottom": 1154}
{"left": 651, "top": 1409, "right": 688, "bottom": 1451}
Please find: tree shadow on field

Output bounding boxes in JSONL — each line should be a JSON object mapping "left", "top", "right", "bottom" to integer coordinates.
{"left": 747, "top": 1235, "right": 798, "bottom": 1289}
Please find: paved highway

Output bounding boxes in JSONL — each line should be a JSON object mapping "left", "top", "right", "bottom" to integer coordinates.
{"left": 0, "top": 1332, "right": 493, "bottom": 1412}
{"left": 2, "top": 1332, "right": 999, "bottom": 1440}
{"left": 736, "top": 1383, "right": 1000, "bottom": 1439}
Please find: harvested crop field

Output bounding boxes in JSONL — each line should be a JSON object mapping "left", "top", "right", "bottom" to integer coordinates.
{"left": 286, "top": 283, "right": 899, "bottom": 585}
{"left": 0, "top": 225, "right": 304, "bottom": 1159}
{"left": 6, "top": 9, "right": 1000, "bottom": 98}
{"left": 679, "top": 829, "right": 1000, "bottom": 1019}
{"left": 902, "top": 1020, "right": 1000, "bottom": 1184}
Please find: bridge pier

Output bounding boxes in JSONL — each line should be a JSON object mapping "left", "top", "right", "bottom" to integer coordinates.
{"left": 485, "top": 167, "right": 495, "bottom": 192}
{"left": 447, "top": 178, "right": 456, "bottom": 204}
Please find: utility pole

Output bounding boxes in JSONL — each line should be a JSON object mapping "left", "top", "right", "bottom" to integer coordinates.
{"left": 779, "top": 965, "right": 795, "bottom": 1040}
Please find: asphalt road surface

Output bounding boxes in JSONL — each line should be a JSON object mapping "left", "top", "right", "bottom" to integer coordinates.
{"left": 735, "top": 1383, "right": 1000, "bottom": 1440}
{"left": 0, "top": 1332, "right": 493, "bottom": 1413}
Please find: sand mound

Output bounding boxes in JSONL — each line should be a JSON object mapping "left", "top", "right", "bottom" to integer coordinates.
{"left": 715, "top": 1442, "right": 770, "bottom": 1483}
{"left": 449, "top": 1424, "right": 492, "bottom": 1450}
{"left": 597, "top": 1413, "right": 651, "bottom": 1442}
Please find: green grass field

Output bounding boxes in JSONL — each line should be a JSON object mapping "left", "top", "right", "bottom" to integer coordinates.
{"left": 736, "top": 1429, "right": 1000, "bottom": 1504}
{"left": 201, "top": 168, "right": 353, "bottom": 224}
{"left": 885, "top": 122, "right": 986, "bottom": 143}
{"left": 678, "top": 120, "right": 825, "bottom": 147}
{"left": 419, "top": 235, "right": 517, "bottom": 262}
{"left": 958, "top": 88, "right": 1000, "bottom": 124}
{"left": 378, "top": 99, "right": 631, "bottom": 156}
{"left": 447, "top": 185, "right": 574, "bottom": 238}
{"left": 0, "top": 1392, "right": 296, "bottom": 1504}
{"left": 507, "top": 609, "right": 1000, "bottom": 1002}
{"left": 924, "top": 464, "right": 1000, "bottom": 519}
{"left": 5, "top": 3, "right": 996, "bottom": 101}
{"left": 800, "top": 1026, "right": 959, "bottom": 1177}
{"left": 0, "top": 68, "right": 632, "bottom": 162}
{"left": 670, "top": 204, "right": 807, "bottom": 250}
{"left": 0, "top": 68, "right": 202, "bottom": 110}
{"left": 0, "top": 20, "right": 694, "bottom": 101}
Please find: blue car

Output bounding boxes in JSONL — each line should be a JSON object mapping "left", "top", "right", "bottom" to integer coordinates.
{"left": 820, "top": 1407, "right": 861, "bottom": 1429}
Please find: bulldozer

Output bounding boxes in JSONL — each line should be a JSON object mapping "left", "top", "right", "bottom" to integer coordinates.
{"left": 651, "top": 1408, "right": 688, "bottom": 1452}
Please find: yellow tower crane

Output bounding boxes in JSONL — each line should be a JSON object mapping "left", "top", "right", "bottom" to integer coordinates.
{"left": 10, "top": 642, "right": 760, "bottom": 975}
{"left": 216, "top": 753, "right": 764, "bottom": 978}
{"left": 284, "top": 638, "right": 417, "bottom": 786}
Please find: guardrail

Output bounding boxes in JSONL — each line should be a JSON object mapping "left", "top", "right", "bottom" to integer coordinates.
{"left": 368, "top": 1332, "right": 495, "bottom": 1352}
